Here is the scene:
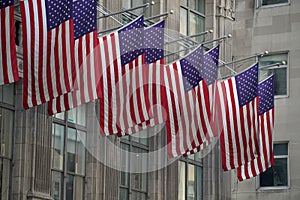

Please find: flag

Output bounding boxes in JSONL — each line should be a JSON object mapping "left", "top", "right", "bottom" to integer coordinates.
{"left": 20, "top": 0, "right": 76, "bottom": 109}
{"left": 218, "top": 63, "right": 260, "bottom": 171}
{"left": 163, "top": 45, "right": 214, "bottom": 158}
{"left": 0, "top": 0, "right": 19, "bottom": 85}
{"left": 237, "top": 75, "right": 275, "bottom": 181}
{"left": 183, "top": 45, "right": 220, "bottom": 156}
{"left": 124, "top": 20, "right": 165, "bottom": 135}
{"left": 98, "top": 16, "right": 151, "bottom": 136}
{"left": 48, "top": 0, "right": 100, "bottom": 115}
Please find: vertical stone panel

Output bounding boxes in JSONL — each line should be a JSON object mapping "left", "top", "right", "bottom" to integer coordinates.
{"left": 33, "top": 105, "right": 52, "bottom": 194}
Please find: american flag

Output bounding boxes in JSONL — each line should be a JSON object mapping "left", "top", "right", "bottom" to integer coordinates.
{"left": 98, "top": 16, "right": 151, "bottom": 136}
{"left": 48, "top": 0, "right": 100, "bottom": 115}
{"left": 20, "top": 0, "right": 76, "bottom": 109}
{"left": 163, "top": 45, "right": 214, "bottom": 158}
{"left": 0, "top": 0, "right": 19, "bottom": 85}
{"left": 124, "top": 20, "right": 165, "bottom": 135}
{"left": 217, "top": 63, "right": 260, "bottom": 171}
{"left": 237, "top": 75, "right": 275, "bottom": 181}
{"left": 183, "top": 45, "right": 220, "bottom": 156}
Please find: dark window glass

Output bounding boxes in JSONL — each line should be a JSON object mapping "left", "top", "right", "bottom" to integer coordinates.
{"left": 66, "top": 175, "right": 74, "bottom": 200}
{"left": 262, "top": 0, "right": 288, "bottom": 6}
{"left": 119, "top": 188, "right": 129, "bottom": 200}
{"left": 274, "top": 143, "right": 288, "bottom": 156}
{"left": 260, "top": 143, "right": 288, "bottom": 187}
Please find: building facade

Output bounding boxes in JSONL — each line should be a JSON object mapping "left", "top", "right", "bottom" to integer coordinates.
{"left": 0, "top": 0, "right": 244, "bottom": 200}
{"left": 231, "top": 0, "right": 300, "bottom": 199}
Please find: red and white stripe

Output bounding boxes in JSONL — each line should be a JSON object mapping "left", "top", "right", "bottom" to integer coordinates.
{"left": 183, "top": 83, "right": 219, "bottom": 156}
{"left": 218, "top": 78, "right": 259, "bottom": 171}
{"left": 20, "top": 0, "right": 75, "bottom": 109}
{"left": 0, "top": 5, "right": 19, "bottom": 85}
{"left": 163, "top": 62, "right": 213, "bottom": 158}
{"left": 122, "top": 58, "right": 166, "bottom": 135}
{"left": 237, "top": 108, "right": 274, "bottom": 181}
{"left": 48, "top": 31, "right": 100, "bottom": 114}
{"left": 98, "top": 32, "right": 150, "bottom": 136}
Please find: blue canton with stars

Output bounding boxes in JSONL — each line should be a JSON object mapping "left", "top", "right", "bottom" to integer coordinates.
{"left": 144, "top": 20, "right": 165, "bottom": 64}
{"left": 118, "top": 16, "right": 144, "bottom": 66}
{"left": 202, "top": 45, "right": 219, "bottom": 86}
{"left": 235, "top": 63, "right": 258, "bottom": 107}
{"left": 45, "top": 0, "right": 73, "bottom": 31}
{"left": 258, "top": 75, "right": 274, "bottom": 115}
{"left": 0, "top": 0, "right": 13, "bottom": 9}
{"left": 180, "top": 45, "right": 204, "bottom": 92}
{"left": 73, "top": 0, "right": 97, "bottom": 39}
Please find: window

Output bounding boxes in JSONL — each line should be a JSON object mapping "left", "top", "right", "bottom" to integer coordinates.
{"left": 258, "top": 53, "right": 288, "bottom": 97}
{"left": 51, "top": 105, "right": 87, "bottom": 200}
{"left": 0, "top": 84, "right": 15, "bottom": 200}
{"left": 178, "top": 154, "right": 203, "bottom": 200}
{"left": 180, "top": 0, "right": 205, "bottom": 42}
{"left": 258, "top": 0, "right": 289, "bottom": 7}
{"left": 121, "top": 0, "right": 152, "bottom": 19}
{"left": 119, "top": 130, "right": 149, "bottom": 200}
{"left": 259, "top": 143, "right": 289, "bottom": 188}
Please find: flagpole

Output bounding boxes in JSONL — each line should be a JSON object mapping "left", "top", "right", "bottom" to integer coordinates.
{"left": 259, "top": 61, "right": 286, "bottom": 70}
{"left": 165, "top": 30, "right": 213, "bottom": 45}
{"left": 97, "top": 2, "right": 155, "bottom": 19}
{"left": 145, "top": 11, "right": 173, "bottom": 21}
{"left": 164, "top": 34, "right": 231, "bottom": 58}
{"left": 98, "top": 25, "right": 123, "bottom": 35}
{"left": 218, "top": 51, "right": 269, "bottom": 67}
{"left": 98, "top": 10, "right": 174, "bottom": 35}
{"left": 219, "top": 52, "right": 284, "bottom": 79}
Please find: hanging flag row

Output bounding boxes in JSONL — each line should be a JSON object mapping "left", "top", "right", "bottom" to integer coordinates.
{"left": 6, "top": 0, "right": 275, "bottom": 181}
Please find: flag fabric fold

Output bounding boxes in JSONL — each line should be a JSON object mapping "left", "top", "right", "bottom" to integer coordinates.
{"left": 183, "top": 45, "right": 220, "bottom": 156}
{"left": 20, "top": 0, "right": 76, "bottom": 109}
{"left": 48, "top": 0, "right": 100, "bottom": 115}
{"left": 0, "top": 0, "right": 19, "bottom": 85}
{"left": 218, "top": 63, "right": 260, "bottom": 171}
{"left": 237, "top": 75, "right": 275, "bottom": 181}
{"left": 163, "top": 45, "right": 214, "bottom": 158}
{"left": 98, "top": 16, "right": 152, "bottom": 136}
{"left": 124, "top": 20, "right": 166, "bottom": 135}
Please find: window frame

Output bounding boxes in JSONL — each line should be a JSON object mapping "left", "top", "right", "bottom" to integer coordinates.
{"left": 257, "top": 142, "right": 290, "bottom": 190}
{"left": 180, "top": 0, "right": 206, "bottom": 40}
{"left": 258, "top": 51, "right": 289, "bottom": 99}
{"left": 119, "top": 133, "right": 149, "bottom": 200}
{"left": 51, "top": 107, "right": 87, "bottom": 200}
{"left": 121, "top": 0, "right": 153, "bottom": 19}
{"left": 178, "top": 155, "right": 203, "bottom": 200}
{"left": 257, "top": 0, "right": 290, "bottom": 8}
